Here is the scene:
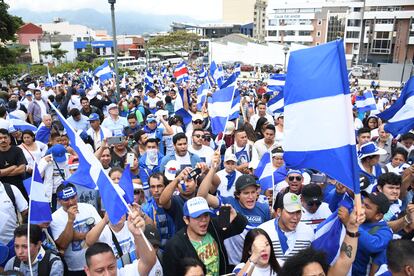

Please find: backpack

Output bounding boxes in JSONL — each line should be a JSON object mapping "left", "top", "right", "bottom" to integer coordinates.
{"left": 3, "top": 183, "right": 18, "bottom": 219}
{"left": 12, "top": 249, "right": 61, "bottom": 275}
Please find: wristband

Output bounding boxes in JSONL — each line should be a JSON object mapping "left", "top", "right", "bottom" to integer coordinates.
{"left": 346, "top": 229, "right": 360, "bottom": 237}
{"left": 404, "top": 215, "right": 412, "bottom": 225}
{"left": 248, "top": 258, "right": 257, "bottom": 265}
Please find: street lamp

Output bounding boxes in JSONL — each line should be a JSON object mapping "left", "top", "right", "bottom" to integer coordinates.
{"left": 283, "top": 43, "right": 289, "bottom": 72}
{"left": 108, "top": 0, "right": 120, "bottom": 101}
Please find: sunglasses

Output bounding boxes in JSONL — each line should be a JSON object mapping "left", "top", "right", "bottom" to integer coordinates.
{"left": 193, "top": 134, "right": 203, "bottom": 138}
{"left": 134, "top": 190, "right": 143, "bottom": 195}
{"left": 307, "top": 200, "right": 322, "bottom": 207}
{"left": 193, "top": 120, "right": 203, "bottom": 124}
{"left": 288, "top": 176, "right": 302, "bottom": 182}
{"left": 203, "top": 135, "right": 211, "bottom": 141}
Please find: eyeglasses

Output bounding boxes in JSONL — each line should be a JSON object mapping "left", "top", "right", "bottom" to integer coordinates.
{"left": 134, "top": 190, "right": 143, "bottom": 195}
{"left": 203, "top": 135, "right": 211, "bottom": 141}
{"left": 288, "top": 176, "right": 302, "bottom": 182}
{"left": 193, "top": 120, "right": 203, "bottom": 124}
{"left": 307, "top": 200, "right": 322, "bottom": 207}
{"left": 193, "top": 134, "right": 203, "bottom": 138}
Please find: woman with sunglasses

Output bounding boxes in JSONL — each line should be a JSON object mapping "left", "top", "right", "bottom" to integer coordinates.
{"left": 233, "top": 228, "right": 281, "bottom": 276}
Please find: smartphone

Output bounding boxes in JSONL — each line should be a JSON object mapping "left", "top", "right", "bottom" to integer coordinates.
{"left": 311, "top": 174, "right": 327, "bottom": 183}
{"left": 107, "top": 136, "right": 124, "bottom": 146}
{"left": 218, "top": 206, "right": 231, "bottom": 229}
{"left": 126, "top": 153, "right": 134, "bottom": 166}
{"left": 187, "top": 168, "right": 202, "bottom": 180}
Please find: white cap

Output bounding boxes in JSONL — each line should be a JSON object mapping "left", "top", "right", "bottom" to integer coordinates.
{"left": 164, "top": 160, "right": 180, "bottom": 181}
{"left": 224, "top": 152, "right": 237, "bottom": 163}
{"left": 283, "top": 193, "right": 302, "bottom": 212}
{"left": 192, "top": 114, "right": 203, "bottom": 122}
{"left": 224, "top": 121, "right": 235, "bottom": 135}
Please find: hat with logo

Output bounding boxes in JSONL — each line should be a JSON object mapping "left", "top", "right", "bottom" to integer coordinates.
{"left": 57, "top": 185, "right": 77, "bottom": 200}
{"left": 68, "top": 156, "right": 79, "bottom": 170}
{"left": 301, "top": 184, "right": 322, "bottom": 202}
{"left": 224, "top": 152, "right": 237, "bottom": 163}
{"left": 50, "top": 144, "right": 67, "bottom": 163}
{"left": 164, "top": 160, "right": 180, "bottom": 181}
{"left": 361, "top": 191, "right": 390, "bottom": 214}
{"left": 144, "top": 224, "right": 161, "bottom": 247}
{"left": 235, "top": 174, "right": 259, "bottom": 192}
{"left": 146, "top": 114, "right": 157, "bottom": 123}
{"left": 283, "top": 192, "right": 302, "bottom": 212}
{"left": 88, "top": 113, "right": 100, "bottom": 121}
{"left": 183, "top": 197, "right": 214, "bottom": 218}
{"left": 358, "top": 142, "right": 387, "bottom": 159}
{"left": 25, "top": 91, "right": 33, "bottom": 96}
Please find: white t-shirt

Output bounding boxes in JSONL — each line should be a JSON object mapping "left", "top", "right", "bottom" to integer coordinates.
{"left": 163, "top": 125, "right": 183, "bottom": 156}
{"left": 117, "top": 259, "right": 163, "bottom": 276}
{"left": 175, "top": 152, "right": 192, "bottom": 170}
{"left": 99, "top": 222, "right": 135, "bottom": 258}
{"left": 0, "top": 184, "right": 28, "bottom": 244}
{"left": 233, "top": 262, "right": 277, "bottom": 276}
{"left": 50, "top": 203, "right": 102, "bottom": 271}
{"left": 19, "top": 141, "right": 48, "bottom": 170}
{"left": 216, "top": 169, "right": 242, "bottom": 198}
{"left": 188, "top": 145, "right": 214, "bottom": 166}
{"left": 36, "top": 99, "right": 47, "bottom": 118}
{"left": 300, "top": 202, "right": 332, "bottom": 231}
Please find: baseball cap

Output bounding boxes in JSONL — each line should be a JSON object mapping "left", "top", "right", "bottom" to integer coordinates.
{"left": 358, "top": 142, "right": 387, "bottom": 159}
{"left": 25, "top": 91, "right": 33, "bottom": 96}
{"left": 88, "top": 113, "right": 100, "bottom": 121}
{"left": 235, "top": 174, "right": 259, "bottom": 192}
{"left": 164, "top": 160, "right": 180, "bottom": 181}
{"left": 50, "top": 144, "right": 67, "bottom": 163}
{"left": 301, "top": 184, "right": 322, "bottom": 202}
{"left": 224, "top": 121, "right": 235, "bottom": 135}
{"left": 283, "top": 193, "right": 302, "bottom": 212}
{"left": 287, "top": 169, "right": 302, "bottom": 176}
{"left": 107, "top": 103, "right": 118, "bottom": 110}
{"left": 361, "top": 191, "right": 390, "bottom": 214}
{"left": 192, "top": 114, "right": 203, "bottom": 122}
{"left": 146, "top": 114, "right": 157, "bottom": 123}
{"left": 144, "top": 224, "right": 161, "bottom": 247}
{"left": 183, "top": 197, "right": 214, "bottom": 218}
{"left": 57, "top": 185, "right": 77, "bottom": 200}
{"left": 224, "top": 152, "right": 237, "bottom": 163}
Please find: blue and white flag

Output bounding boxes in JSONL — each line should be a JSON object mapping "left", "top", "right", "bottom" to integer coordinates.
{"left": 312, "top": 195, "right": 353, "bottom": 265}
{"left": 266, "top": 74, "right": 286, "bottom": 93}
{"left": 45, "top": 71, "right": 57, "bottom": 88}
{"left": 198, "top": 65, "right": 207, "bottom": 79}
{"left": 355, "top": 90, "right": 377, "bottom": 113}
{"left": 254, "top": 152, "right": 273, "bottom": 191}
{"left": 145, "top": 70, "right": 155, "bottom": 91}
{"left": 83, "top": 74, "right": 94, "bottom": 89}
{"left": 29, "top": 163, "right": 52, "bottom": 224}
{"left": 234, "top": 64, "right": 241, "bottom": 77}
{"left": 174, "top": 88, "right": 193, "bottom": 125}
{"left": 197, "top": 82, "right": 209, "bottom": 110}
{"left": 208, "top": 86, "right": 236, "bottom": 134}
{"left": 229, "top": 89, "right": 241, "bottom": 121}
{"left": 119, "top": 164, "right": 134, "bottom": 205}
{"left": 220, "top": 71, "right": 238, "bottom": 89}
{"left": 283, "top": 40, "right": 360, "bottom": 193}
{"left": 7, "top": 114, "right": 37, "bottom": 132}
{"left": 93, "top": 60, "right": 113, "bottom": 82}
{"left": 267, "top": 91, "right": 284, "bottom": 115}
{"left": 210, "top": 61, "right": 224, "bottom": 87}
{"left": 377, "top": 77, "right": 414, "bottom": 136}
{"left": 49, "top": 102, "right": 128, "bottom": 224}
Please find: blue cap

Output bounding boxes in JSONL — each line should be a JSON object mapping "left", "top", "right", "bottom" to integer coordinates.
{"left": 183, "top": 197, "right": 214, "bottom": 218}
{"left": 146, "top": 114, "right": 157, "bottom": 123}
{"left": 50, "top": 144, "right": 67, "bottom": 163}
{"left": 57, "top": 185, "right": 77, "bottom": 200}
{"left": 88, "top": 113, "right": 100, "bottom": 121}
{"left": 287, "top": 169, "right": 302, "bottom": 176}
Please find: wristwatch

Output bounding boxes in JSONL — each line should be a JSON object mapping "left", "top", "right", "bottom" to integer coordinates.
{"left": 86, "top": 217, "right": 95, "bottom": 227}
{"left": 346, "top": 229, "right": 360, "bottom": 237}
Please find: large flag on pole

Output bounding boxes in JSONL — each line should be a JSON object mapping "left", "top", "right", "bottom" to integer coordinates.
{"left": 283, "top": 40, "right": 359, "bottom": 193}
{"left": 254, "top": 152, "right": 273, "bottom": 191}
{"left": 29, "top": 164, "right": 52, "bottom": 224}
{"left": 93, "top": 60, "right": 113, "bottom": 82}
{"left": 208, "top": 86, "right": 236, "bottom": 134}
{"left": 49, "top": 102, "right": 128, "bottom": 224}
{"left": 377, "top": 77, "right": 414, "bottom": 136}
{"left": 355, "top": 90, "right": 377, "bottom": 113}
{"left": 266, "top": 74, "right": 286, "bottom": 93}
{"left": 267, "top": 92, "right": 284, "bottom": 115}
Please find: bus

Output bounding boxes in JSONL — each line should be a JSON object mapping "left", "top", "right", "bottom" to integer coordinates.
{"left": 118, "top": 59, "right": 146, "bottom": 70}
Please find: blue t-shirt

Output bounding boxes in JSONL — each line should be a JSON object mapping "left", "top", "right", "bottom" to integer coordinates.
{"left": 165, "top": 195, "right": 188, "bottom": 231}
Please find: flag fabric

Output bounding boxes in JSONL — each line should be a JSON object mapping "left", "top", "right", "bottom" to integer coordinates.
{"left": 266, "top": 74, "right": 286, "bottom": 93}
{"left": 119, "top": 164, "right": 134, "bottom": 205}
{"left": 174, "top": 88, "right": 193, "bottom": 125}
{"left": 93, "top": 60, "right": 113, "bottom": 82}
{"left": 283, "top": 40, "right": 360, "bottom": 193}
{"left": 254, "top": 152, "right": 273, "bottom": 191}
{"left": 145, "top": 70, "right": 155, "bottom": 92}
{"left": 220, "top": 72, "right": 238, "bottom": 89}
{"left": 312, "top": 195, "right": 353, "bottom": 265}
{"left": 267, "top": 91, "right": 284, "bottom": 115}
{"left": 7, "top": 114, "right": 37, "bottom": 132}
{"left": 29, "top": 164, "right": 52, "bottom": 224}
{"left": 355, "top": 90, "right": 377, "bottom": 113}
{"left": 229, "top": 89, "right": 241, "bottom": 121}
{"left": 173, "top": 61, "right": 189, "bottom": 83}
{"left": 377, "top": 77, "right": 414, "bottom": 136}
{"left": 49, "top": 102, "right": 128, "bottom": 224}
{"left": 83, "top": 74, "right": 93, "bottom": 89}
{"left": 210, "top": 61, "right": 224, "bottom": 87}
{"left": 198, "top": 65, "right": 207, "bottom": 79}
{"left": 234, "top": 64, "right": 241, "bottom": 77}
{"left": 35, "top": 125, "right": 51, "bottom": 144}
{"left": 45, "top": 71, "right": 56, "bottom": 87}
{"left": 208, "top": 86, "right": 236, "bottom": 134}
{"left": 197, "top": 82, "right": 209, "bottom": 110}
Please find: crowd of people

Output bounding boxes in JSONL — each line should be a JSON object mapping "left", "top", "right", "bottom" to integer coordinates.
{"left": 0, "top": 62, "right": 413, "bottom": 276}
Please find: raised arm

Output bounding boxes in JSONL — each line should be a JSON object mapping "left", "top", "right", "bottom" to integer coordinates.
{"left": 159, "top": 167, "right": 192, "bottom": 209}
{"left": 197, "top": 152, "right": 220, "bottom": 208}
{"left": 85, "top": 213, "right": 109, "bottom": 247}
{"left": 54, "top": 206, "right": 77, "bottom": 251}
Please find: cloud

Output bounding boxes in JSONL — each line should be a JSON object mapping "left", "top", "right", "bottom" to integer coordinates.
{"left": 6, "top": 0, "right": 223, "bottom": 21}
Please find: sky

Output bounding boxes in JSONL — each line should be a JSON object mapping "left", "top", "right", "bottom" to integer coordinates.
{"left": 6, "top": 0, "right": 223, "bottom": 21}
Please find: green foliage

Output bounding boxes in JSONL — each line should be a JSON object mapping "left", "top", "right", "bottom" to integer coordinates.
{"left": 0, "top": 1, "right": 24, "bottom": 43}
{"left": 0, "top": 64, "right": 18, "bottom": 84}
{"left": 147, "top": 30, "right": 201, "bottom": 58}
{"left": 40, "top": 42, "right": 68, "bottom": 63}
{"left": 77, "top": 44, "right": 98, "bottom": 63}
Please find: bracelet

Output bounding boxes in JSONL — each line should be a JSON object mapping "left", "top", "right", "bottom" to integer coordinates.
{"left": 346, "top": 229, "right": 360, "bottom": 237}
{"left": 248, "top": 258, "right": 257, "bottom": 265}
{"left": 404, "top": 215, "right": 412, "bottom": 225}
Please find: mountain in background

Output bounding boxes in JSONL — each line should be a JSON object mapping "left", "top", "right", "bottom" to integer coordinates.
{"left": 10, "top": 8, "right": 210, "bottom": 35}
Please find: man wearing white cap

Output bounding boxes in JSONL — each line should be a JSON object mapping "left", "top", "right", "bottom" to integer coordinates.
{"left": 20, "top": 90, "right": 33, "bottom": 109}
{"left": 101, "top": 103, "right": 128, "bottom": 136}
{"left": 215, "top": 152, "right": 242, "bottom": 197}
{"left": 358, "top": 141, "right": 387, "bottom": 193}
{"left": 259, "top": 193, "right": 314, "bottom": 265}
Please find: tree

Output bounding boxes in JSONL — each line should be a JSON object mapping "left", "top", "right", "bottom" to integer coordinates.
{"left": 0, "top": 64, "right": 18, "bottom": 84}
{"left": 0, "top": 1, "right": 24, "bottom": 65}
{"left": 147, "top": 30, "right": 201, "bottom": 60}
{"left": 40, "top": 42, "right": 68, "bottom": 64}
{"left": 77, "top": 44, "right": 98, "bottom": 63}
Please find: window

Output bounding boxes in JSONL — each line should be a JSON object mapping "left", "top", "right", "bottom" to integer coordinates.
{"left": 346, "top": 31, "right": 359, "bottom": 39}
{"left": 268, "top": 30, "right": 277, "bottom": 36}
{"left": 317, "top": 31, "right": 321, "bottom": 37}
{"left": 299, "top": 31, "right": 311, "bottom": 36}
{"left": 353, "top": 7, "right": 361, "bottom": 12}
{"left": 286, "top": 30, "right": 295, "bottom": 36}
{"left": 269, "top": 19, "right": 278, "bottom": 26}
{"left": 376, "top": 31, "right": 389, "bottom": 39}
{"left": 375, "top": 19, "right": 394, "bottom": 24}
{"left": 317, "top": 19, "right": 322, "bottom": 25}
{"left": 347, "top": 19, "right": 361, "bottom": 27}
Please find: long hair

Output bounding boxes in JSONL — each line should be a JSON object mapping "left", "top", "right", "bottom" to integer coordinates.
{"left": 241, "top": 228, "right": 281, "bottom": 274}
{"left": 279, "top": 246, "right": 329, "bottom": 276}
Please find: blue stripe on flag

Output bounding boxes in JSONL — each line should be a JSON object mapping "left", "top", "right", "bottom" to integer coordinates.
{"left": 254, "top": 152, "right": 273, "bottom": 190}
{"left": 209, "top": 86, "right": 236, "bottom": 134}
{"left": 29, "top": 164, "right": 52, "bottom": 224}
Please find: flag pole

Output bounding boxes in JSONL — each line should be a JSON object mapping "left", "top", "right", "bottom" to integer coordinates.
{"left": 217, "top": 86, "right": 237, "bottom": 150}
{"left": 27, "top": 167, "right": 35, "bottom": 276}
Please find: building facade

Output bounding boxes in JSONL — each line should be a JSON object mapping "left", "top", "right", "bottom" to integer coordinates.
{"left": 265, "top": 0, "right": 414, "bottom": 65}
{"left": 222, "top": 0, "right": 256, "bottom": 23}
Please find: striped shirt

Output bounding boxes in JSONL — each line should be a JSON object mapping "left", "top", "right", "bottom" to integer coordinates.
{"left": 259, "top": 219, "right": 315, "bottom": 266}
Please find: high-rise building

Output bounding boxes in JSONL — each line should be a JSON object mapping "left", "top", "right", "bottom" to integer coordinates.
{"left": 222, "top": 0, "right": 256, "bottom": 23}
{"left": 265, "top": 0, "right": 414, "bottom": 66}
{"left": 254, "top": 0, "right": 268, "bottom": 41}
